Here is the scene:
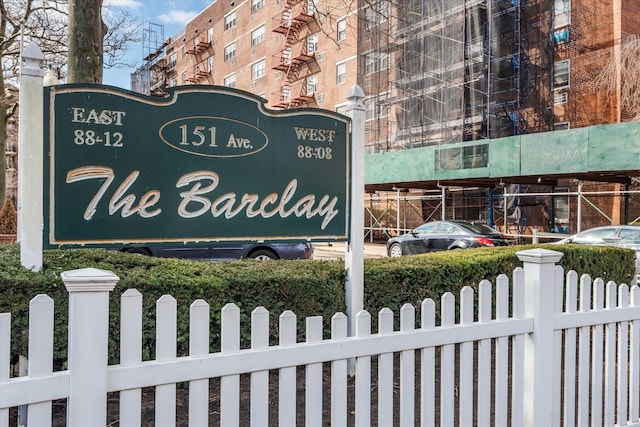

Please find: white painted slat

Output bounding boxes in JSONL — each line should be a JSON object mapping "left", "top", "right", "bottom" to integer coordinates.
{"left": 604, "top": 282, "right": 617, "bottom": 426}
{"left": 631, "top": 286, "right": 640, "bottom": 422}
{"left": 577, "top": 274, "right": 592, "bottom": 426}
{"left": 378, "top": 308, "right": 394, "bottom": 426}
{"left": 251, "top": 307, "right": 270, "bottom": 427}
{"left": 495, "top": 275, "right": 509, "bottom": 427}
{"left": 420, "top": 299, "right": 435, "bottom": 427}
{"left": 511, "top": 267, "right": 525, "bottom": 426}
{"left": 618, "top": 285, "right": 630, "bottom": 426}
{"left": 305, "top": 316, "right": 323, "bottom": 427}
{"left": 459, "top": 287, "right": 474, "bottom": 427}
{"left": 563, "top": 271, "right": 578, "bottom": 427}
{"left": 477, "top": 281, "right": 491, "bottom": 427}
{"left": 106, "top": 317, "right": 533, "bottom": 392}
{"left": 399, "top": 304, "right": 415, "bottom": 427}
{"left": 591, "top": 278, "right": 605, "bottom": 426}
{"left": 331, "top": 313, "right": 347, "bottom": 427}
{"left": 155, "top": 295, "right": 177, "bottom": 427}
{"left": 0, "top": 313, "right": 10, "bottom": 427}
{"left": 440, "top": 292, "right": 455, "bottom": 426}
{"left": 355, "top": 311, "right": 371, "bottom": 427}
{"left": 119, "top": 289, "right": 142, "bottom": 427}
{"left": 189, "top": 299, "right": 210, "bottom": 427}
{"left": 552, "top": 266, "right": 564, "bottom": 426}
{"left": 279, "top": 310, "right": 297, "bottom": 427}
{"left": 28, "top": 294, "right": 54, "bottom": 426}
{"left": 221, "top": 303, "right": 240, "bottom": 427}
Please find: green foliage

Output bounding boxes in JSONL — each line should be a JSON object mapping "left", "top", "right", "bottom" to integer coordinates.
{"left": 0, "top": 243, "right": 634, "bottom": 368}
{"left": 363, "top": 243, "right": 636, "bottom": 323}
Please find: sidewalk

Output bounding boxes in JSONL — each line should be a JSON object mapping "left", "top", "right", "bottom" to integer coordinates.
{"left": 312, "top": 242, "right": 388, "bottom": 260}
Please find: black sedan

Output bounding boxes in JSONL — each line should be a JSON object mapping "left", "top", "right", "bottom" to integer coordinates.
{"left": 121, "top": 241, "right": 313, "bottom": 261}
{"left": 386, "top": 220, "right": 514, "bottom": 257}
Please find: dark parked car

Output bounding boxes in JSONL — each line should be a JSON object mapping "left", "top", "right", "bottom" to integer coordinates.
{"left": 122, "top": 241, "right": 313, "bottom": 261}
{"left": 386, "top": 220, "right": 514, "bottom": 257}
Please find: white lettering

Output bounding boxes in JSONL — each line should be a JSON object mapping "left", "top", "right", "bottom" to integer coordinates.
{"left": 176, "top": 171, "right": 340, "bottom": 229}
{"left": 70, "top": 107, "right": 126, "bottom": 126}
{"left": 66, "top": 166, "right": 161, "bottom": 219}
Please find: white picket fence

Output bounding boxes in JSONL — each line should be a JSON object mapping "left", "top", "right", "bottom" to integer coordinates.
{"left": 2, "top": 248, "right": 640, "bottom": 426}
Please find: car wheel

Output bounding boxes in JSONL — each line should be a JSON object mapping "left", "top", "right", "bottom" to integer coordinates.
{"left": 124, "top": 247, "right": 152, "bottom": 256}
{"left": 248, "top": 249, "right": 278, "bottom": 260}
{"left": 388, "top": 243, "right": 403, "bottom": 257}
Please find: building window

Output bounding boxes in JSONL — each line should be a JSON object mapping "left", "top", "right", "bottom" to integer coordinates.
{"left": 224, "top": 12, "right": 236, "bottom": 30}
{"left": 364, "top": 52, "right": 388, "bottom": 75}
{"left": 168, "top": 53, "right": 177, "bottom": 68}
{"left": 181, "top": 71, "right": 187, "bottom": 84}
{"left": 169, "top": 78, "right": 177, "bottom": 87}
{"left": 207, "top": 56, "right": 214, "bottom": 72}
{"left": 554, "top": 122, "right": 570, "bottom": 130}
{"left": 365, "top": 98, "right": 375, "bottom": 121}
{"left": 252, "top": 0, "right": 264, "bottom": 12}
{"left": 365, "top": 95, "right": 389, "bottom": 120}
{"left": 224, "top": 42, "right": 236, "bottom": 61}
{"left": 554, "top": 91, "right": 568, "bottom": 105}
{"left": 252, "top": 59, "right": 266, "bottom": 80}
{"left": 307, "top": 34, "right": 318, "bottom": 54}
{"left": 224, "top": 74, "right": 236, "bottom": 88}
{"left": 553, "top": 187, "right": 570, "bottom": 233}
{"left": 181, "top": 45, "right": 187, "bottom": 58}
{"left": 306, "top": 75, "right": 317, "bottom": 95}
{"left": 336, "top": 62, "right": 346, "bottom": 85}
{"left": 252, "top": 25, "right": 265, "bottom": 46}
{"left": 307, "top": 0, "right": 317, "bottom": 15}
{"left": 207, "top": 28, "right": 214, "bottom": 43}
{"left": 337, "top": 19, "right": 347, "bottom": 41}
{"left": 555, "top": 0, "right": 570, "bottom": 28}
{"left": 553, "top": 28, "right": 569, "bottom": 45}
{"left": 553, "top": 59, "right": 569, "bottom": 89}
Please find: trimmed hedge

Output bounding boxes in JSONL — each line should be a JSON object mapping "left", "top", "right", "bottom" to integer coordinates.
{"left": 0, "top": 243, "right": 634, "bottom": 367}
{"left": 363, "top": 243, "right": 636, "bottom": 323}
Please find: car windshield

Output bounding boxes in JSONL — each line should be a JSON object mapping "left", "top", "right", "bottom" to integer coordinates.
{"left": 571, "top": 227, "right": 618, "bottom": 244}
{"left": 456, "top": 222, "right": 501, "bottom": 235}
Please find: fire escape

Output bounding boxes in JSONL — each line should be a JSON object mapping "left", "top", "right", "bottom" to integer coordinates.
{"left": 271, "top": 0, "right": 321, "bottom": 109}
{"left": 185, "top": 36, "right": 213, "bottom": 84}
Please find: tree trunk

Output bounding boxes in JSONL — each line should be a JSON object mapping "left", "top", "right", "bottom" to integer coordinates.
{"left": 67, "top": 0, "right": 104, "bottom": 83}
{"left": 0, "top": 71, "right": 8, "bottom": 204}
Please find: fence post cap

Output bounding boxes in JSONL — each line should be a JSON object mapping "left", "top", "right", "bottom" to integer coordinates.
{"left": 61, "top": 267, "right": 119, "bottom": 292}
{"left": 516, "top": 248, "right": 564, "bottom": 264}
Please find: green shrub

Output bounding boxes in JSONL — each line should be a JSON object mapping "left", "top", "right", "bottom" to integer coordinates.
{"left": 0, "top": 243, "right": 634, "bottom": 368}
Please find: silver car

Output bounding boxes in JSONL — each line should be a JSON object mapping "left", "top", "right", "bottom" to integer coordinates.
{"left": 557, "top": 225, "right": 640, "bottom": 279}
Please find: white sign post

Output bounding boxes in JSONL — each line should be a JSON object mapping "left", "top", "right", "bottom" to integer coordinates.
{"left": 18, "top": 42, "right": 45, "bottom": 272}
{"left": 345, "top": 85, "right": 366, "bottom": 340}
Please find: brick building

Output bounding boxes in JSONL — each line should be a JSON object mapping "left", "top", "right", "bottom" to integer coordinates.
{"left": 132, "top": 0, "right": 640, "bottom": 237}
{"left": 132, "top": 0, "right": 358, "bottom": 112}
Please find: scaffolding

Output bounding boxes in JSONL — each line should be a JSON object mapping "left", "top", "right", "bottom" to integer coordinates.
{"left": 358, "top": 0, "right": 569, "bottom": 237}
{"left": 361, "top": 0, "right": 553, "bottom": 153}
{"left": 131, "top": 23, "right": 168, "bottom": 96}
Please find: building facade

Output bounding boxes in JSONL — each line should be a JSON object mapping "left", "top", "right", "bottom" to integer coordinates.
{"left": 132, "top": 0, "right": 359, "bottom": 112}
{"left": 133, "top": 0, "right": 640, "bottom": 238}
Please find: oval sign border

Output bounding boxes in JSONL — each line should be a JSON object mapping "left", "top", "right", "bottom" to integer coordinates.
{"left": 159, "top": 116, "right": 269, "bottom": 158}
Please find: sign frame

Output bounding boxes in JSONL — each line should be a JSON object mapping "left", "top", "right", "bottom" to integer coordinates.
{"left": 44, "top": 85, "right": 351, "bottom": 248}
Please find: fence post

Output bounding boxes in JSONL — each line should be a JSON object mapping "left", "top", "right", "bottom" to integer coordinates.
{"left": 61, "top": 268, "right": 119, "bottom": 427}
{"left": 516, "top": 248, "right": 563, "bottom": 427}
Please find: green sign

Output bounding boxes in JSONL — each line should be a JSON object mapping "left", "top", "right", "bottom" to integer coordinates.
{"left": 44, "top": 85, "right": 350, "bottom": 247}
